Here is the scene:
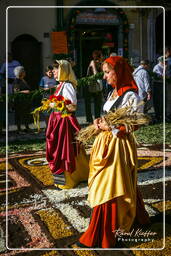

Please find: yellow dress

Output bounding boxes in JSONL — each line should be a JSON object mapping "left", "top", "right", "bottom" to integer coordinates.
{"left": 88, "top": 131, "right": 137, "bottom": 231}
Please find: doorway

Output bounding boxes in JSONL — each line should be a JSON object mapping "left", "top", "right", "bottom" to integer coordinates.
{"left": 75, "top": 26, "right": 118, "bottom": 77}
{"left": 11, "top": 34, "right": 42, "bottom": 90}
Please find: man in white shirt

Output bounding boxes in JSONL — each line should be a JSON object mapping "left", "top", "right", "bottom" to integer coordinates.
{"left": 133, "top": 60, "right": 152, "bottom": 112}
{"left": 153, "top": 56, "right": 164, "bottom": 76}
{"left": 0, "top": 53, "right": 21, "bottom": 94}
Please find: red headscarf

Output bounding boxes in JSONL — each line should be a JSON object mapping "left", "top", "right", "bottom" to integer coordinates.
{"left": 104, "top": 56, "right": 138, "bottom": 96}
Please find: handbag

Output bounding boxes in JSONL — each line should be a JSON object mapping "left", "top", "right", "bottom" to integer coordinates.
{"left": 87, "top": 65, "right": 103, "bottom": 93}
{"left": 88, "top": 79, "right": 103, "bottom": 93}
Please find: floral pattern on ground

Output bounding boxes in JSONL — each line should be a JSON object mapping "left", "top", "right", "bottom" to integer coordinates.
{"left": 71, "top": 245, "right": 98, "bottom": 255}
{"left": 0, "top": 161, "right": 13, "bottom": 171}
{"left": 0, "top": 148, "right": 170, "bottom": 255}
{"left": 152, "top": 200, "right": 171, "bottom": 214}
{"left": 41, "top": 251, "right": 61, "bottom": 256}
{"left": 36, "top": 208, "right": 74, "bottom": 239}
{"left": 18, "top": 157, "right": 54, "bottom": 186}
{"left": 138, "top": 156, "right": 163, "bottom": 171}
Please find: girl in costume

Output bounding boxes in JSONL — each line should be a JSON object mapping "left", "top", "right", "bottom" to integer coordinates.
{"left": 46, "top": 60, "right": 89, "bottom": 189}
{"left": 78, "top": 56, "right": 149, "bottom": 248}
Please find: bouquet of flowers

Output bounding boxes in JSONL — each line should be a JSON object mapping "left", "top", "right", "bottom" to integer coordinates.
{"left": 32, "top": 95, "right": 73, "bottom": 131}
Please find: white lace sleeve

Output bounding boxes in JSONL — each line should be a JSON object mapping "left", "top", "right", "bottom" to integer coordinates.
{"left": 62, "top": 82, "right": 77, "bottom": 104}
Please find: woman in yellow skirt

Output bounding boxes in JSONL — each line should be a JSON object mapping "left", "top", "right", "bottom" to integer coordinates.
{"left": 78, "top": 56, "right": 149, "bottom": 248}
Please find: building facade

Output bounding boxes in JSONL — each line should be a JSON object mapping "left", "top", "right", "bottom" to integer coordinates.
{"left": 0, "top": 0, "right": 169, "bottom": 88}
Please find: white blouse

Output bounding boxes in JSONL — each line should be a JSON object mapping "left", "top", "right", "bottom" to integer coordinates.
{"left": 103, "top": 90, "right": 142, "bottom": 113}
{"left": 103, "top": 90, "right": 143, "bottom": 136}
{"left": 57, "top": 82, "right": 77, "bottom": 104}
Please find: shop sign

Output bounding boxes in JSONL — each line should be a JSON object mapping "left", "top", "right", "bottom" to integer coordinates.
{"left": 76, "top": 12, "right": 120, "bottom": 25}
{"left": 51, "top": 31, "right": 68, "bottom": 54}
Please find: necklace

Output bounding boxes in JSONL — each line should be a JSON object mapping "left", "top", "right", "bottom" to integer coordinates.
{"left": 110, "top": 89, "right": 118, "bottom": 100}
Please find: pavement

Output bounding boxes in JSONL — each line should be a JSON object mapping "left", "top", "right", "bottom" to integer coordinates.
{"left": 1, "top": 98, "right": 170, "bottom": 255}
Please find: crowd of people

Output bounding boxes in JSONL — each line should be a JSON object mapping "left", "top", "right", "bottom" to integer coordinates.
{"left": 0, "top": 49, "right": 169, "bottom": 248}
{"left": 84, "top": 49, "right": 169, "bottom": 125}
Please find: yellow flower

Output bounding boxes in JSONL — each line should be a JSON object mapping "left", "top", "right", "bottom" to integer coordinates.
{"left": 61, "top": 113, "right": 72, "bottom": 118}
{"left": 56, "top": 101, "right": 64, "bottom": 111}
{"left": 40, "top": 99, "right": 51, "bottom": 111}
{"left": 0, "top": 162, "right": 12, "bottom": 170}
{"left": 19, "top": 158, "right": 54, "bottom": 186}
{"left": 37, "top": 209, "right": 73, "bottom": 239}
{"left": 51, "top": 98, "right": 57, "bottom": 102}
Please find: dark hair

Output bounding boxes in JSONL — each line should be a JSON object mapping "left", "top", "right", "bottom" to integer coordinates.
{"left": 53, "top": 61, "right": 59, "bottom": 69}
{"left": 166, "top": 46, "right": 171, "bottom": 53}
{"left": 92, "top": 50, "right": 102, "bottom": 59}
{"left": 45, "top": 65, "right": 53, "bottom": 72}
{"left": 140, "top": 59, "right": 150, "bottom": 65}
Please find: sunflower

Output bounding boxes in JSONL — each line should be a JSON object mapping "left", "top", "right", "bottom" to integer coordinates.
{"left": 41, "top": 99, "right": 51, "bottom": 110}
{"left": 56, "top": 101, "right": 65, "bottom": 111}
{"left": 51, "top": 98, "right": 57, "bottom": 102}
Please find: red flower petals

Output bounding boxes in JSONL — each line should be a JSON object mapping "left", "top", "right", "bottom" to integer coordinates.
{"left": 64, "top": 99, "right": 72, "bottom": 105}
{"left": 49, "top": 95, "right": 64, "bottom": 101}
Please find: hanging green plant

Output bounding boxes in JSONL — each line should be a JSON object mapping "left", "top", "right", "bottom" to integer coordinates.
{"left": 77, "top": 72, "right": 104, "bottom": 87}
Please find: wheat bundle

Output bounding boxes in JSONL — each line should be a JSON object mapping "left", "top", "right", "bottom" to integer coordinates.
{"left": 77, "top": 105, "right": 150, "bottom": 145}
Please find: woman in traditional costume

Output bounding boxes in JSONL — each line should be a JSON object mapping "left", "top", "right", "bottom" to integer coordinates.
{"left": 78, "top": 56, "right": 149, "bottom": 248}
{"left": 46, "top": 60, "right": 89, "bottom": 189}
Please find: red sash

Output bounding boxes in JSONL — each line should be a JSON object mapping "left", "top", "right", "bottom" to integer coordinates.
{"left": 54, "top": 82, "right": 64, "bottom": 96}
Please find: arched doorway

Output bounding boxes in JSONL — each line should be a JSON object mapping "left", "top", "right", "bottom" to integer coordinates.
{"left": 11, "top": 34, "right": 42, "bottom": 90}
{"left": 67, "top": 4, "right": 129, "bottom": 77}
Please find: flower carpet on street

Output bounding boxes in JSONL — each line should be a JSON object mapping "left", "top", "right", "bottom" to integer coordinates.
{"left": 0, "top": 146, "right": 171, "bottom": 256}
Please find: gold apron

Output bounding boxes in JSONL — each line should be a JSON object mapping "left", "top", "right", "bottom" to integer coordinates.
{"left": 88, "top": 131, "right": 137, "bottom": 231}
